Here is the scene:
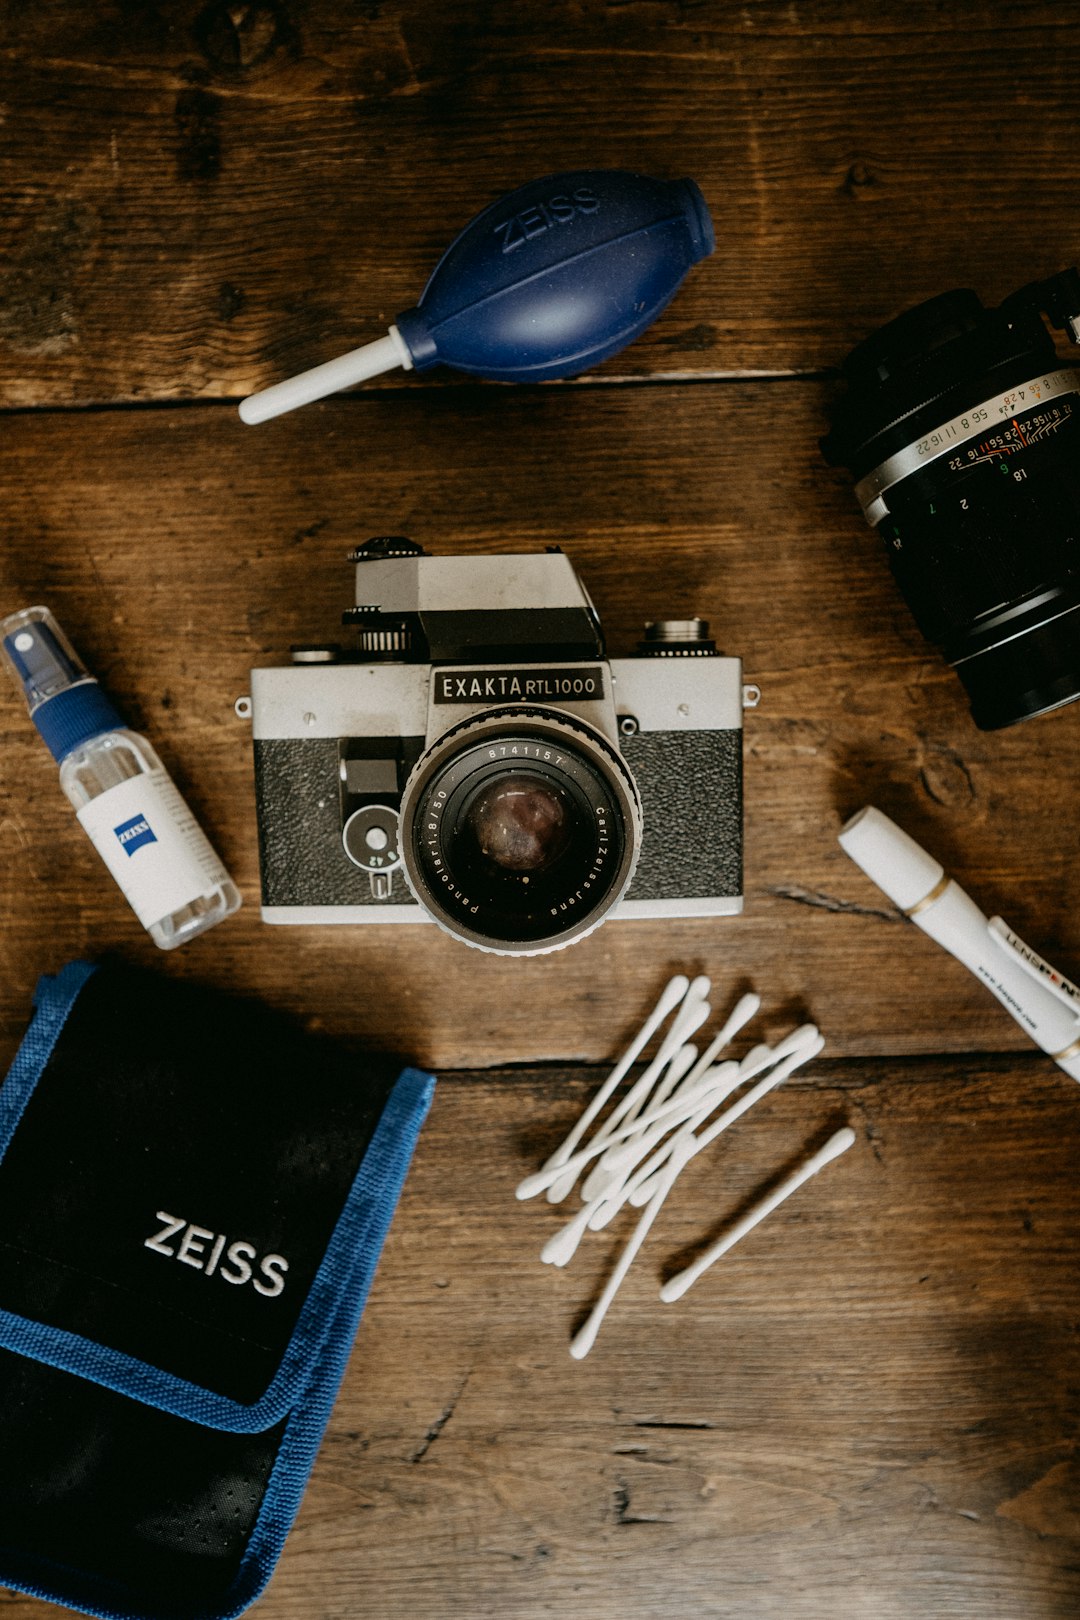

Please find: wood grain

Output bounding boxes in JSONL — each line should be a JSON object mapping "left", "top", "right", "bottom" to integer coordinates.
{"left": 0, "top": 1, "right": 1078, "bottom": 403}
{"left": 4, "top": 1052, "right": 1079, "bottom": 1619}
{"left": 2, "top": 385, "right": 1079, "bottom": 1069}
{"left": 2, "top": 6, "right": 1080, "bottom": 1617}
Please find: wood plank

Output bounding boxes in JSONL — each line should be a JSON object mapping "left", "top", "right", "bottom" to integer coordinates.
{"left": 1, "top": 384, "right": 1078, "bottom": 1069}
{"left": 2, "top": 1052, "right": 1078, "bottom": 1619}
{"left": 1, "top": 1, "right": 1079, "bottom": 403}
{"left": 2, "top": 10, "right": 1078, "bottom": 1620}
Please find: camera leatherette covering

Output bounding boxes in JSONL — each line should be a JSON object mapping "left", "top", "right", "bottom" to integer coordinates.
{"left": 621, "top": 729, "right": 742, "bottom": 900}
{"left": 0, "top": 961, "right": 434, "bottom": 1620}
{"left": 256, "top": 729, "right": 743, "bottom": 911}
{"left": 255, "top": 736, "right": 422, "bottom": 907}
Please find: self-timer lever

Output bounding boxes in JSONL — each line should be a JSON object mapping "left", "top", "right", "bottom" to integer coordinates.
{"left": 238, "top": 169, "right": 714, "bottom": 424}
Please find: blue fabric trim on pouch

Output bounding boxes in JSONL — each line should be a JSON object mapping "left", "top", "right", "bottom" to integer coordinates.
{"left": 0, "top": 1067, "right": 434, "bottom": 1433}
{"left": 0, "top": 959, "right": 98, "bottom": 1158}
{"left": 0, "top": 960, "right": 436, "bottom": 1620}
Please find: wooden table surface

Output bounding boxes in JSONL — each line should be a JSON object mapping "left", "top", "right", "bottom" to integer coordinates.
{"left": 2, "top": 3, "right": 1080, "bottom": 1616}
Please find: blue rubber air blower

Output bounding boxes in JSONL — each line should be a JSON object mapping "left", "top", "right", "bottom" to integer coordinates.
{"left": 239, "top": 169, "right": 714, "bottom": 423}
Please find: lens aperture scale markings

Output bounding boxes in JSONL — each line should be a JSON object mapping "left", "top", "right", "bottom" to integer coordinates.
{"left": 855, "top": 367, "right": 1080, "bottom": 524}
{"left": 962, "top": 406, "right": 1072, "bottom": 468}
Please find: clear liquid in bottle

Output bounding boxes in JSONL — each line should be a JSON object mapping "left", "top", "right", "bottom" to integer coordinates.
{"left": 1, "top": 606, "right": 241, "bottom": 949}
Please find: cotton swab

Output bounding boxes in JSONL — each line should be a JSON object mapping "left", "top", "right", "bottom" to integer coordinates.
{"left": 538, "top": 973, "right": 688, "bottom": 1202}
{"left": 547, "top": 1031, "right": 808, "bottom": 1264}
{"left": 627, "top": 1032, "right": 825, "bottom": 1205}
{"left": 590, "top": 976, "right": 711, "bottom": 1142}
{"left": 623, "top": 1026, "right": 820, "bottom": 1207}
{"left": 571, "top": 1047, "right": 827, "bottom": 1357}
{"left": 541, "top": 1196, "right": 605, "bottom": 1268}
{"left": 658, "top": 1126, "right": 856, "bottom": 1303}
{"left": 546, "top": 976, "right": 709, "bottom": 1204}
{"left": 569, "top": 1135, "right": 697, "bottom": 1361}
{"left": 543, "top": 1058, "right": 734, "bottom": 1268}
{"left": 543, "top": 1062, "right": 738, "bottom": 1268}
{"left": 547, "top": 1025, "right": 822, "bottom": 1269}
{"left": 563, "top": 984, "right": 711, "bottom": 1204}
{"left": 579, "top": 1040, "right": 700, "bottom": 1203}
{"left": 622, "top": 1039, "right": 700, "bottom": 1128}
{"left": 676, "top": 992, "right": 761, "bottom": 1097}
{"left": 615, "top": 1039, "right": 693, "bottom": 1137}
{"left": 586, "top": 1059, "right": 744, "bottom": 1232}
{"left": 611, "top": 990, "right": 760, "bottom": 1155}
{"left": 514, "top": 1061, "right": 729, "bottom": 1202}
{"left": 588, "top": 1046, "right": 779, "bottom": 1229}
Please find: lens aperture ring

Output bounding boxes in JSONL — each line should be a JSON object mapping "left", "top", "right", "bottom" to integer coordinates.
{"left": 854, "top": 367, "right": 1080, "bottom": 525}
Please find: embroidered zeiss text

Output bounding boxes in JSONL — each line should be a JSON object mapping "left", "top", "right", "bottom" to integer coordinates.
{"left": 144, "top": 1210, "right": 290, "bottom": 1297}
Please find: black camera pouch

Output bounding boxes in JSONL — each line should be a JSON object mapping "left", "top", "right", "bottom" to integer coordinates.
{"left": 0, "top": 961, "right": 434, "bottom": 1620}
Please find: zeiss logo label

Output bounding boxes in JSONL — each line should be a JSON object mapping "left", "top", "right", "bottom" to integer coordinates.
{"left": 114, "top": 814, "right": 157, "bottom": 856}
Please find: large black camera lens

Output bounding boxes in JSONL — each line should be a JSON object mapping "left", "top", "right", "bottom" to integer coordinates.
{"left": 822, "top": 269, "right": 1080, "bottom": 729}
{"left": 398, "top": 710, "right": 641, "bottom": 954}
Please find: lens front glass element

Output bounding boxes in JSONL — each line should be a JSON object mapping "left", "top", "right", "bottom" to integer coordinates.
{"left": 402, "top": 720, "right": 639, "bottom": 951}
{"left": 463, "top": 772, "right": 574, "bottom": 877}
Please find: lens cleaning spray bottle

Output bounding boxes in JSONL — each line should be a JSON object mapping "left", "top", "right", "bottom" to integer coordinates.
{"left": 1, "top": 606, "right": 241, "bottom": 948}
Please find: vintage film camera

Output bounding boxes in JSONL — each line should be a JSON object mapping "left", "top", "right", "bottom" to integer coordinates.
{"left": 248, "top": 540, "right": 755, "bottom": 955}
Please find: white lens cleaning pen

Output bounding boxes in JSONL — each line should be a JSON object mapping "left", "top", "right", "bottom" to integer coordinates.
{"left": 839, "top": 805, "right": 1080, "bottom": 1081}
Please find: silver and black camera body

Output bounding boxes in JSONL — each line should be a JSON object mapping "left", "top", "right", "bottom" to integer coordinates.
{"left": 249, "top": 539, "right": 752, "bottom": 955}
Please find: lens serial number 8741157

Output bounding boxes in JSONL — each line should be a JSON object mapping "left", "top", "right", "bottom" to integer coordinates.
{"left": 485, "top": 744, "right": 567, "bottom": 765}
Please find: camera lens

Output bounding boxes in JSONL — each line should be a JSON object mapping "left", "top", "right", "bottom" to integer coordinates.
{"left": 463, "top": 773, "right": 574, "bottom": 876}
{"left": 821, "top": 270, "right": 1080, "bottom": 729}
{"left": 398, "top": 710, "right": 641, "bottom": 954}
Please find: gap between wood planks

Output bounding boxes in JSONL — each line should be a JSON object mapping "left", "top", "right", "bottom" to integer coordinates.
{"left": 0, "top": 370, "right": 838, "bottom": 417}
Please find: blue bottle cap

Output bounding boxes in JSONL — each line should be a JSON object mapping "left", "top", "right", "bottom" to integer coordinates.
{"left": 0, "top": 608, "right": 125, "bottom": 763}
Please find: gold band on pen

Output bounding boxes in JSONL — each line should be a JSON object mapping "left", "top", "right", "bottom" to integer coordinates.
{"left": 1053, "top": 1034, "right": 1080, "bottom": 1062}
{"left": 904, "top": 873, "right": 950, "bottom": 918}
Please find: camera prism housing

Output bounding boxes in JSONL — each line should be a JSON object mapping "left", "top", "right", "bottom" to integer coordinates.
{"left": 249, "top": 542, "right": 750, "bottom": 955}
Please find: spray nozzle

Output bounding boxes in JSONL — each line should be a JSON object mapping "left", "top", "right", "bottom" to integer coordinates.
{"left": 0, "top": 606, "right": 125, "bottom": 762}
{"left": 0, "top": 607, "right": 90, "bottom": 715}
{"left": 239, "top": 169, "right": 714, "bottom": 425}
